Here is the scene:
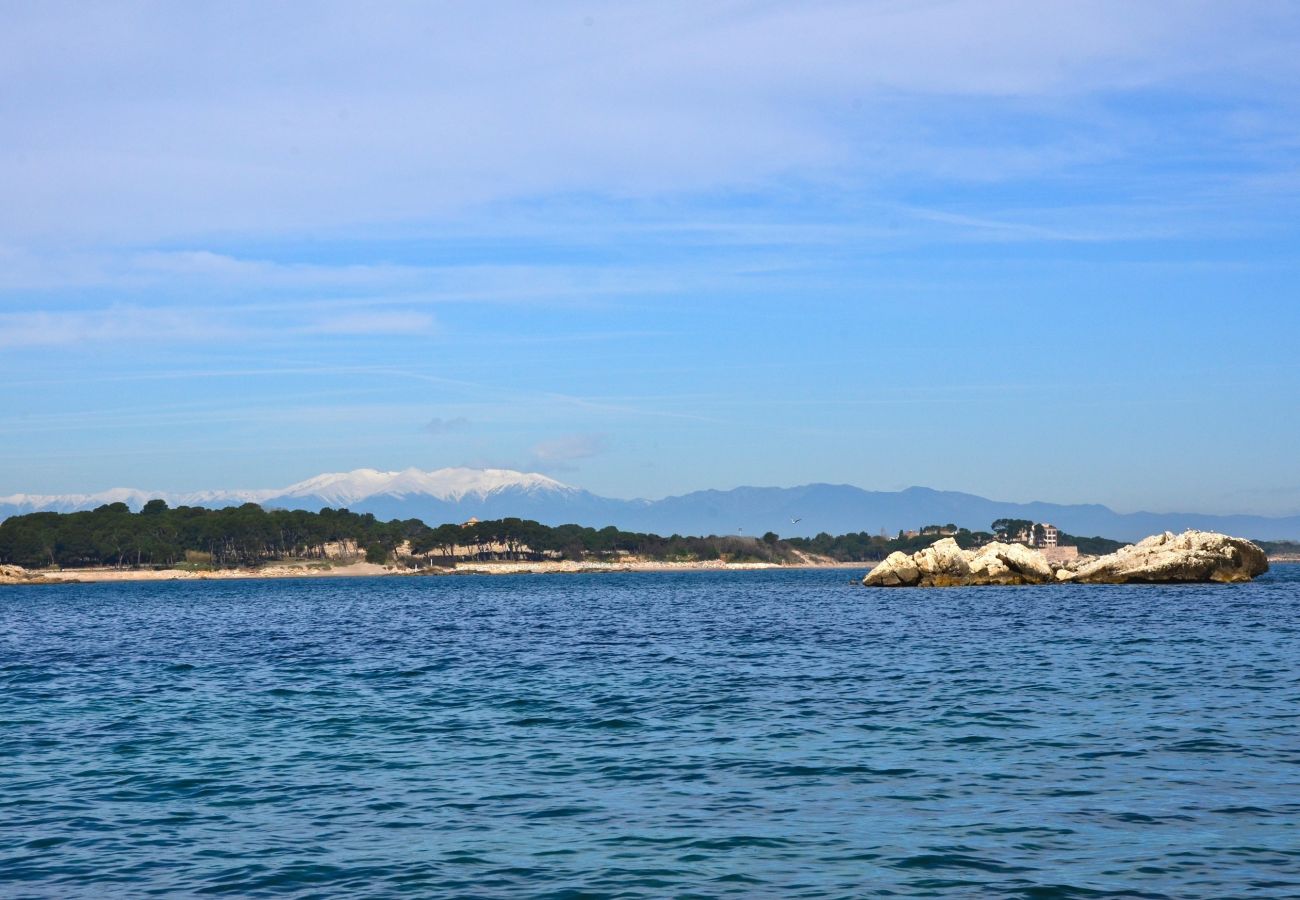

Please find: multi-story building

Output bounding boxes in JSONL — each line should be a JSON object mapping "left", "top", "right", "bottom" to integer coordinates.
{"left": 1039, "top": 523, "right": 1059, "bottom": 548}
{"left": 1014, "top": 522, "right": 1060, "bottom": 547}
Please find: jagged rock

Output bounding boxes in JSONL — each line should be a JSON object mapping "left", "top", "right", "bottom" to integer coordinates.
{"left": 967, "top": 550, "right": 1013, "bottom": 582}
{"left": 864, "top": 538, "right": 1052, "bottom": 587}
{"left": 1061, "top": 530, "right": 1268, "bottom": 584}
{"left": 968, "top": 541, "right": 1055, "bottom": 584}
{"left": 914, "top": 538, "right": 971, "bottom": 583}
{"left": 863, "top": 530, "right": 1268, "bottom": 587}
{"left": 863, "top": 551, "right": 921, "bottom": 587}
{"left": 0, "top": 564, "right": 45, "bottom": 585}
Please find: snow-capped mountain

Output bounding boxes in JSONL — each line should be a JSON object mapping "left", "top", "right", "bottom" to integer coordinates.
{"left": 255, "top": 467, "right": 603, "bottom": 523}
{"left": 0, "top": 467, "right": 582, "bottom": 519}
{"left": 0, "top": 485, "right": 278, "bottom": 515}
{"left": 3, "top": 468, "right": 1300, "bottom": 541}
{"left": 0, "top": 487, "right": 167, "bottom": 515}
{"left": 270, "top": 467, "right": 576, "bottom": 507}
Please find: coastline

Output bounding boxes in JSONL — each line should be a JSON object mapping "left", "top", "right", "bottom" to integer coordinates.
{"left": 4, "top": 556, "right": 1291, "bottom": 586}
{"left": 1, "top": 557, "right": 863, "bottom": 585}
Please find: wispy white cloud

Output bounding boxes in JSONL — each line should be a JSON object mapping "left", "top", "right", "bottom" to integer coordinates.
{"left": 0, "top": 243, "right": 710, "bottom": 304}
{"left": 0, "top": 305, "right": 239, "bottom": 348}
{"left": 0, "top": 2, "right": 1295, "bottom": 244}
{"left": 530, "top": 432, "right": 609, "bottom": 470}
{"left": 422, "top": 416, "right": 472, "bottom": 436}
{"left": 299, "top": 310, "right": 436, "bottom": 336}
{"left": 2, "top": 2, "right": 1297, "bottom": 510}
{"left": 130, "top": 250, "right": 420, "bottom": 288}
{"left": 0, "top": 246, "right": 420, "bottom": 292}
{"left": 0, "top": 302, "right": 445, "bottom": 347}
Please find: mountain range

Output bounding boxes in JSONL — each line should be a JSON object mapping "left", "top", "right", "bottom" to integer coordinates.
{"left": 3, "top": 466, "right": 1299, "bottom": 543}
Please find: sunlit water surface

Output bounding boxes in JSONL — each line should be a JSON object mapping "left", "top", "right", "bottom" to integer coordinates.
{"left": 2, "top": 566, "right": 1298, "bottom": 898}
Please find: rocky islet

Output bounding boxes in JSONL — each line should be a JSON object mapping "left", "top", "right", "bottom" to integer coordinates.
{"left": 863, "top": 530, "right": 1269, "bottom": 587}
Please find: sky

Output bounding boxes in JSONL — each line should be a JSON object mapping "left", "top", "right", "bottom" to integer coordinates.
{"left": 2, "top": 0, "right": 1299, "bottom": 515}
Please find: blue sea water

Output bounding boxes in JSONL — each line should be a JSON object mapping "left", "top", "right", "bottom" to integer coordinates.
{"left": 2, "top": 567, "right": 1298, "bottom": 899}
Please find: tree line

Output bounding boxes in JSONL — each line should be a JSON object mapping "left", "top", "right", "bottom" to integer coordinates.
{"left": 0, "top": 501, "right": 804, "bottom": 570}
{"left": 784, "top": 525, "right": 1124, "bottom": 562}
{"left": 0, "top": 502, "right": 1130, "bottom": 571}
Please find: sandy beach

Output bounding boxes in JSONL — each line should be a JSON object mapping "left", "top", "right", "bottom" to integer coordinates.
{"left": 2, "top": 557, "right": 865, "bottom": 585}
{"left": 1, "top": 561, "right": 394, "bottom": 585}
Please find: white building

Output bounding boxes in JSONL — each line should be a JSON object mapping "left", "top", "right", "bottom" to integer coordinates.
{"left": 1038, "top": 523, "right": 1059, "bottom": 548}
{"left": 1014, "top": 522, "right": 1060, "bottom": 547}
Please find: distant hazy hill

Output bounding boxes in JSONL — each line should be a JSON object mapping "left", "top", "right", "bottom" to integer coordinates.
{"left": 3, "top": 467, "right": 1299, "bottom": 542}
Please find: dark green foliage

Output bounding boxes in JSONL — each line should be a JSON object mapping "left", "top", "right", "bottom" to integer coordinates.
{"left": 1257, "top": 540, "right": 1300, "bottom": 557}
{"left": 0, "top": 502, "right": 401, "bottom": 569}
{"left": 1065, "top": 533, "right": 1125, "bottom": 555}
{"left": 991, "top": 518, "right": 1035, "bottom": 540}
{"left": 0, "top": 502, "right": 1131, "bottom": 570}
{"left": 0, "top": 504, "right": 801, "bottom": 569}
{"left": 784, "top": 529, "right": 997, "bottom": 562}
{"left": 786, "top": 527, "right": 1123, "bottom": 562}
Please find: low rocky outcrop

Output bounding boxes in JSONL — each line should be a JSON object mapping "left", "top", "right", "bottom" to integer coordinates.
{"left": 863, "top": 531, "right": 1268, "bottom": 587}
{"left": 1056, "top": 530, "right": 1268, "bottom": 584}
{"left": 0, "top": 564, "right": 47, "bottom": 585}
{"left": 864, "top": 538, "right": 1056, "bottom": 586}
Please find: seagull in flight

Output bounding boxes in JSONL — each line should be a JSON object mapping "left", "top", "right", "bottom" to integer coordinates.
{"left": 790, "top": 517, "right": 803, "bottom": 524}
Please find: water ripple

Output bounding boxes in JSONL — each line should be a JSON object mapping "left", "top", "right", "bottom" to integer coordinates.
{"left": 2, "top": 566, "right": 1299, "bottom": 897}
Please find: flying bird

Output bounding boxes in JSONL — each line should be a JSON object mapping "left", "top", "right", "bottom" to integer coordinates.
{"left": 790, "top": 517, "right": 803, "bottom": 524}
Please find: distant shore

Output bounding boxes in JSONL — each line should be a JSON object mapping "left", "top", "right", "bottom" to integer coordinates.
{"left": 5, "top": 555, "right": 1293, "bottom": 586}
{"left": 1, "top": 557, "right": 866, "bottom": 585}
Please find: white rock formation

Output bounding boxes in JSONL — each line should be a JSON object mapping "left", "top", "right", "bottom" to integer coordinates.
{"left": 864, "top": 551, "right": 921, "bottom": 587}
{"left": 864, "top": 537, "right": 1054, "bottom": 587}
{"left": 863, "top": 531, "right": 1268, "bottom": 587}
{"left": 1060, "top": 530, "right": 1268, "bottom": 584}
{"left": 969, "top": 541, "right": 1056, "bottom": 584}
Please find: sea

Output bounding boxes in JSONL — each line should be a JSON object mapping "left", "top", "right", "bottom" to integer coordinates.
{"left": 2, "top": 567, "right": 1298, "bottom": 898}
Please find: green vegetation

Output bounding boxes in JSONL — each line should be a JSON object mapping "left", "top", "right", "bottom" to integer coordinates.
{"left": 0, "top": 502, "right": 416, "bottom": 569}
{"left": 0, "top": 504, "right": 1132, "bottom": 571}
{"left": 786, "top": 524, "right": 1124, "bottom": 562}
{"left": 991, "top": 518, "right": 1035, "bottom": 541}
{"left": 0, "top": 502, "right": 803, "bottom": 570}
{"left": 1257, "top": 540, "right": 1300, "bottom": 558}
{"left": 786, "top": 528, "right": 990, "bottom": 561}
{"left": 1068, "top": 533, "right": 1127, "bottom": 555}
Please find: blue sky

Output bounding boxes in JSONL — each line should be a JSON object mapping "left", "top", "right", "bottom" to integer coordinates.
{"left": 2, "top": 1, "right": 1299, "bottom": 514}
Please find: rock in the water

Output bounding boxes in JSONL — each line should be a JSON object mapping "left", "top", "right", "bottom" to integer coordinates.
{"left": 863, "top": 530, "right": 1268, "bottom": 587}
{"left": 1061, "top": 530, "right": 1268, "bottom": 584}
{"left": 863, "top": 551, "right": 921, "bottom": 587}
{"left": 864, "top": 538, "right": 1053, "bottom": 587}
{"left": 968, "top": 541, "right": 1055, "bottom": 584}
{"left": 0, "top": 564, "right": 45, "bottom": 585}
{"left": 914, "top": 538, "right": 971, "bottom": 584}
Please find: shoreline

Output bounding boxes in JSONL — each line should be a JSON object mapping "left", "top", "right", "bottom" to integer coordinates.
{"left": 2, "top": 558, "right": 866, "bottom": 585}
{"left": 4, "top": 556, "right": 1291, "bottom": 586}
